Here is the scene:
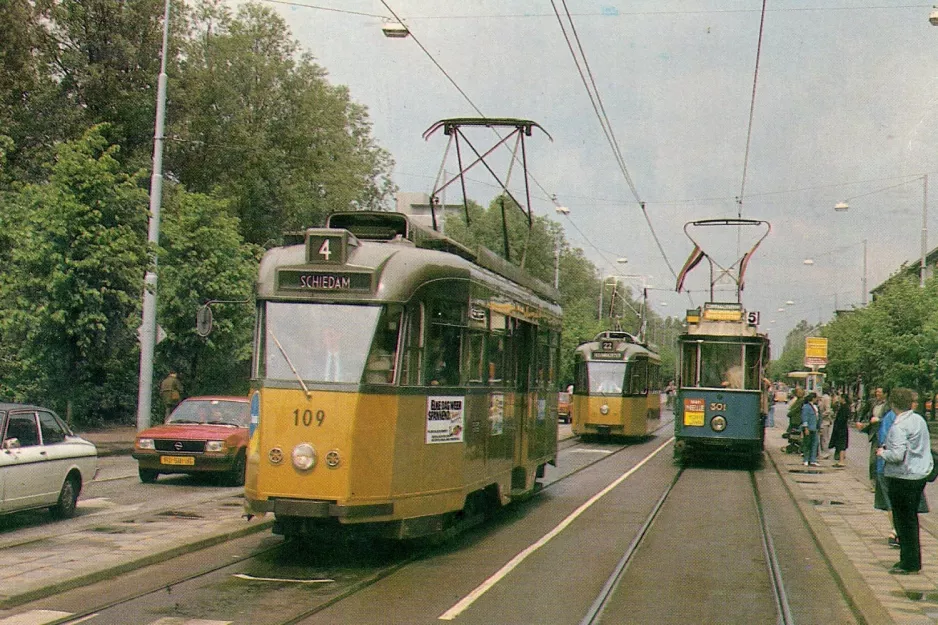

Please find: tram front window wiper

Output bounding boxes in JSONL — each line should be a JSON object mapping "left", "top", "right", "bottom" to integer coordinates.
{"left": 268, "top": 329, "right": 312, "bottom": 398}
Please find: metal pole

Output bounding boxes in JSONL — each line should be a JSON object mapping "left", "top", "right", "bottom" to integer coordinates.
{"left": 598, "top": 281, "right": 603, "bottom": 322}
{"left": 553, "top": 236, "right": 560, "bottom": 289}
{"left": 136, "top": 0, "right": 171, "bottom": 433}
{"left": 921, "top": 174, "right": 928, "bottom": 288}
{"left": 862, "top": 238, "right": 868, "bottom": 305}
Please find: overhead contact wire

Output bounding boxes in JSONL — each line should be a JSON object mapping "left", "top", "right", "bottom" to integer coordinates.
{"left": 552, "top": 0, "right": 689, "bottom": 304}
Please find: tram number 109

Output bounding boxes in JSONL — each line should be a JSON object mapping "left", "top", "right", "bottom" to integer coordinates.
{"left": 709, "top": 402, "right": 726, "bottom": 412}
{"left": 294, "top": 409, "right": 326, "bottom": 427}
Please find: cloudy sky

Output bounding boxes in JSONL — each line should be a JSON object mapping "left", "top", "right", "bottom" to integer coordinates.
{"left": 241, "top": 0, "right": 938, "bottom": 347}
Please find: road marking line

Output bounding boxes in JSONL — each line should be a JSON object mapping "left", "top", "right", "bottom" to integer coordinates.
{"left": 438, "top": 437, "right": 674, "bottom": 621}
{"left": 233, "top": 573, "right": 333, "bottom": 583}
{"left": 569, "top": 449, "right": 614, "bottom": 454}
{"left": 0, "top": 610, "right": 72, "bottom": 625}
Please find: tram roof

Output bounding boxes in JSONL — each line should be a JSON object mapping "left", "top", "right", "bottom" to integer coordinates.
{"left": 256, "top": 212, "right": 562, "bottom": 320}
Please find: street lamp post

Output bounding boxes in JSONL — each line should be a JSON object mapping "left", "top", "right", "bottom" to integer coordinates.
{"left": 136, "top": 0, "right": 171, "bottom": 432}
{"left": 833, "top": 175, "right": 927, "bottom": 290}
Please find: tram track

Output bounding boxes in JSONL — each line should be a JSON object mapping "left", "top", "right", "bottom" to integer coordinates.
{"left": 25, "top": 427, "right": 671, "bottom": 625}
{"left": 580, "top": 463, "right": 795, "bottom": 625}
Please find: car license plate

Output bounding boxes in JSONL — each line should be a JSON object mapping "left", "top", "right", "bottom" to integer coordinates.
{"left": 160, "top": 455, "right": 195, "bottom": 466}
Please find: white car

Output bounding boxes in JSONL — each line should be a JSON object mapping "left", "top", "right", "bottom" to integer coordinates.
{"left": 0, "top": 403, "right": 97, "bottom": 519}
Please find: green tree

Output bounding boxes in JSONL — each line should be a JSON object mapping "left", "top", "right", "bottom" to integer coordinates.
{"left": 168, "top": 1, "right": 396, "bottom": 245}
{"left": 155, "top": 186, "right": 261, "bottom": 402}
{"left": 0, "top": 127, "right": 148, "bottom": 424}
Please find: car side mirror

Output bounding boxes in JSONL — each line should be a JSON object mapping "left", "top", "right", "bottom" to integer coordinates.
{"left": 2, "top": 438, "right": 20, "bottom": 450}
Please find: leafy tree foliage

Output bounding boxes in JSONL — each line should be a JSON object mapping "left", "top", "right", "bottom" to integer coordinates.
{"left": 823, "top": 277, "right": 938, "bottom": 395}
{"left": 0, "top": 127, "right": 148, "bottom": 423}
{"left": 153, "top": 186, "right": 261, "bottom": 402}
{"left": 769, "top": 319, "right": 816, "bottom": 381}
{"left": 168, "top": 1, "right": 396, "bottom": 245}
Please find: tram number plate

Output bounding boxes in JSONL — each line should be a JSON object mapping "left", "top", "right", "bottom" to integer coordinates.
{"left": 160, "top": 455, "right": 195, "bottom": 466}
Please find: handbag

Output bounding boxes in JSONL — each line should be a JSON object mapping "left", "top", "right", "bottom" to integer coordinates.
{"left": 927, "top": 450, "right": 938, "bottom": 483}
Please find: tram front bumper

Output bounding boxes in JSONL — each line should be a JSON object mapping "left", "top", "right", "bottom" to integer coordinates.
{"left": 247, "top": 497, "right": 394, "bottom": 519}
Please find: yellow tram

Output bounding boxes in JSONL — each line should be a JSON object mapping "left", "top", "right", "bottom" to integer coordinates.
{"left": 570, "top": 331, "right": 662, "bottom": 438}
{"left": 243, "top": 211, "right": 562, "bottom": 539}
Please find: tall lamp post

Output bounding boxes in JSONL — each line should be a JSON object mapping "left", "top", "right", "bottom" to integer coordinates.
{"left": 136, "top": 0, "right": 171, "bottom": 432}
{"left": 834, "top": 175, "right": 927, "bottom": 289}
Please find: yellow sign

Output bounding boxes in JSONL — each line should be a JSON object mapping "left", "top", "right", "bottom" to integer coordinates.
{"left": 805, "top": 337, "right": 828, "bottom": 366}
{"left": 703, "top": 308, "right": 743, "bottom": 321}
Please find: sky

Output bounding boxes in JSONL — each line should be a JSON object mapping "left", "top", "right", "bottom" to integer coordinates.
{"left": 233, "top": 0, "right": 938, "bottom": 348}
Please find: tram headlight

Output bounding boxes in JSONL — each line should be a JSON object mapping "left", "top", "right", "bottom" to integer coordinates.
{"left": 711, "top": 415, "right": 727, "bottom": 432}
{"left": 292, "top": 443, "right": 317, "bottom": 471}
{"left": 600, "top": 404, "right": 610, "bottom": 415}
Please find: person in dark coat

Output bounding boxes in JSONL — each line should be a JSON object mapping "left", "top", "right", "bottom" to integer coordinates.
{"left": 829, "top": 392, "right": 850, "bottom": 467}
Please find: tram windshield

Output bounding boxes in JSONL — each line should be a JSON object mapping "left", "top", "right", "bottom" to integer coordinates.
{"left": 586, "top": 362, "right": 626, "bottom": 394}
{"left": 681, "top": 341, "right": 764, "bottom": 390}
{"left": 262, "top": 303, "right": 385, "bottom": 384}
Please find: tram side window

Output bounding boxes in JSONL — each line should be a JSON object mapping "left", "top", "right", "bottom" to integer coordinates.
{"left": 700, "top": 342, "right": 743, "bottom": 389}
{"left": 536, "top": 330, "right": 551, "bottom": 390}
{"left": 744, "top": 344, "right": 764, "bottom": 390}
{"left": 363, "top": 307, "right": 402, "bottom": 384}
{"left": 574, "top": 359, "right": 589, "bottom": 394}
{"left": 400, "top": 305, "right": 424, "bottom": 385}
{"left": 489, "top": 333, "right": 506, "bottom": 385}
{"left": 464, "top": 331, "right": 485, "bottom": 384}
{"left": 681, "top": 343, "right": 699, "bottom": 387}
{"left": 427, "top": 301, "right": 464, "bottom": 387}
{"left": 628, "top": 358, "right": 648, "bottom": 395}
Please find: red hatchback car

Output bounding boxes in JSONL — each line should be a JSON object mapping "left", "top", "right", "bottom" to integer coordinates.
{"left": 132, "top": 396, "right": 250, "bottom": 485}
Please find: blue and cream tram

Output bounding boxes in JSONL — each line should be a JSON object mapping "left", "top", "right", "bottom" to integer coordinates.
{"left": 571, "top": 331, "right": 661, "bottom": 438}
{"left": 243, "top": 211, "right": 563, "bottom": 539}
{"left": 674, "top": 303, "right": 770, "bottom": 461}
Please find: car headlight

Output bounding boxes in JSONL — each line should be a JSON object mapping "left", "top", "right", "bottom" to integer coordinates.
{"left": 205, "top": 440, "right": 225, "bottom": 452}
{"left": 292, "top": 443, "right": 317, "bottom": 471}
{"left": 711, "top": 415, "right": 727, "bottom": 432}
{"left": 137, "top": 438, "right": 155, "bottom": 450}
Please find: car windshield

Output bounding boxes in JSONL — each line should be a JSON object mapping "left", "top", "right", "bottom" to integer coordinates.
{"left": 263, "top": 303, "right": 382, "bottom": 384}
{"left": 168, "top": 400, "right": 249, "bottom": 427}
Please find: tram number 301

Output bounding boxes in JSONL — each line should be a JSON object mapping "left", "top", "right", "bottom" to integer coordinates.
{"left": 709, "top": 402, "right": 726, "bottom": 412}
{"left": 294, "top": 409, "right": 326, "bottom": 427}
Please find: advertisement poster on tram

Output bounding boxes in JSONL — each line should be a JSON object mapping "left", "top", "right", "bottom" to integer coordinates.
{"left": 426, "top": 396, "right": 465, "bottom": 444}
{"left": 489, "top": 394, "right": 504, "bottom": 436}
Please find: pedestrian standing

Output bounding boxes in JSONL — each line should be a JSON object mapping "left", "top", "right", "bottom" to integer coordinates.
{"left": 801, "top": 392, "right": 820, "bottom": 467}
{"left": 877, "top": 387, "right": 933, "bottom": 575}
{"left": 159, "top": 370, "right": 184, "bottom": 419}
{"left": 829, "top": 392, "right": 850, "bottom": 467}
{"left": 818, "top": 388, "right": 833, "bottom": 458}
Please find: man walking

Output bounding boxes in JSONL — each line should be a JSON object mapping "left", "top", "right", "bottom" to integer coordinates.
{"left": 159, "top": 370, "right": 183, "bottom": 419}
{"left": 878, "top": 388, "right": 933, "bottom": 575}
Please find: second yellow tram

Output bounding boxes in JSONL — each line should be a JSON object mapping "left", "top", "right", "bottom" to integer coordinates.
{"left": 571, "top": 331, "right": 662, "bottom": 438}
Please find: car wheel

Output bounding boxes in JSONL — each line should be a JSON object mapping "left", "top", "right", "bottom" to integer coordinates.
{"left": 226, "top": 453, "right": 246, "bottom": 487}
{"left": 139, "top": 467, "right": 160, "bottom": 483}
{"left": 50, "top": 476, "right": 79, "bottom": 520}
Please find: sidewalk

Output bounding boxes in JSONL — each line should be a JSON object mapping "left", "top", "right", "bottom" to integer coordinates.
{"left": 74, "top": 425, "right": 137, "bottom": 457}
{"left": 765, "top": 421, "right": 938, "bottom": 625}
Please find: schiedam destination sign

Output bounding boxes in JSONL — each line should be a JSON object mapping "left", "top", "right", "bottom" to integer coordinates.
{"left": 277, "top": 269, "right": 372, "bottom": 293}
